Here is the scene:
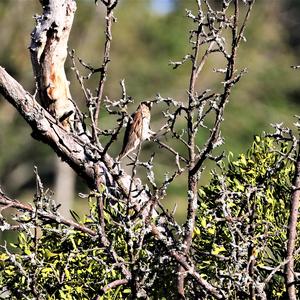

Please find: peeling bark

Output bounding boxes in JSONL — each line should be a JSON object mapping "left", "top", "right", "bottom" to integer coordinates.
{"left": 30, "top": 0, "right": 76, "bottom": 129}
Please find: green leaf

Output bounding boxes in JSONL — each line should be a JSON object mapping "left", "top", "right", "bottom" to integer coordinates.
{"left": 201, "top": 217, "right": 207, "bottom": 228}
{"left": 255, "top": 135, "right": 261, "bottom": 143}
{"left": 194, "top": 226, "right": 201, "bottom": 235}
{"left": 211, "top": 244, "right": 226, "bottom": 256}
{"left": 4, "top": 269, "right": 15, "bottom": 276}
{"left": 24, "top": 248, "right": 31, "bottom": 256}
{"left": 44, "top": 249, "right": 58, "bottom": 258}
{"left": 240, "top": 154, "right": 247, "bottom": 166}
{"left": 65, "top": 268, "right": 71, "bottom": 280}
{"left": 207, "top": 227, "right": 215, "bottom": 235}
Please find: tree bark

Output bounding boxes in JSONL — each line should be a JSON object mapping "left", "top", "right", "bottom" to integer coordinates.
{"left": 285, "top": 145, "right": 300, "bottom": 300}
{"left": 30, "top": 0, "right": 76, "bottom": 129}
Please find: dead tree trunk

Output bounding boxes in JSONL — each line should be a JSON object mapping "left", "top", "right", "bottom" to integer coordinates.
{"left": 30, "top": 0, "right": 76, "bottom": 129}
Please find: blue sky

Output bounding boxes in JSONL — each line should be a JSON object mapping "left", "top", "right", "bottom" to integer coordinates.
{"left": 151, "top": 0, "right": 174, "bottom": 14}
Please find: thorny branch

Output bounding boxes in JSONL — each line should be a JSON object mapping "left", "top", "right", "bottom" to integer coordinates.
{"left": 285, "top": 136, "right": 300, "bottom": 299}
{"left": 94, "top": 0, "right": 118, "bottom": 140}
{"left": 176, "top": 1, "right": 255, "bottom": 298}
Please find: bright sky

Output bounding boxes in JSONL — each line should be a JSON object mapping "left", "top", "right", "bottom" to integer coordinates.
{"left": 151, "top": 0, "right": 174, "bottom": 14}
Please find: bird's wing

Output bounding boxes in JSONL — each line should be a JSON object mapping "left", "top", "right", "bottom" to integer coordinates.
{"left": 119, "top": 110, "right": 142, "bottom": 158}
{"left": 131, "top": 109, "right": 143, "bottom": 137}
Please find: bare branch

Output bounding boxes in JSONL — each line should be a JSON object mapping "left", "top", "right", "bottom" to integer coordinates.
{"left": 0, "top": 192, "right": 96, "bottom": 236}
{"left": 285, "top": 140, "right": 300, "bottom": 299}
{"left": 100, "top": 278, "right": 129, "bottom": 295}
{"left": 94, "top": 1, "right": 118, "bottom": 134}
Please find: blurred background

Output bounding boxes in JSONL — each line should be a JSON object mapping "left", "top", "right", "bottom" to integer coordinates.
{"left": 0, "top": 0, "right": 300, "bottom": 239}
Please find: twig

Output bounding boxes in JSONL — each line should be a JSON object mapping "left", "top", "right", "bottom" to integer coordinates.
{"left": 100, "top": 278, "right": 129, "bottom": 294}
{"left": 0, "top": 192, "right": 97, "bottom": 236}
{"left": 94, "top": 1, "right": 118, "bottom": 132}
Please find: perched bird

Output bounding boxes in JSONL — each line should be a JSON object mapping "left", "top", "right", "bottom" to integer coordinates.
{"left": 118, "top": 101, "right": 153, "bottom": 160}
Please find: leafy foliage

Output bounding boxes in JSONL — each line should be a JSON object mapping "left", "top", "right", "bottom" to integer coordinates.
{"left": 0, "top": 191, "right": 181, "bottom": 300}
{"left": 194, "top": 136, "right": 296, "bottom": 299}
{"left": 1, "top": 135, "right": 298, "bottom": 299}
{"left": 0, "top": 198, "right": 129, "bottom": 299}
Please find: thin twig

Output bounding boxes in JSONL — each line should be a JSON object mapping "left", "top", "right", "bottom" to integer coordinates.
{"left": 94, "top": 2, "right": 118, "bottom": 133}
